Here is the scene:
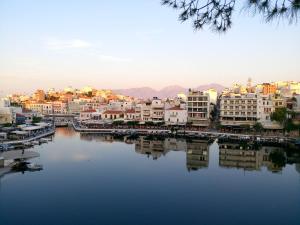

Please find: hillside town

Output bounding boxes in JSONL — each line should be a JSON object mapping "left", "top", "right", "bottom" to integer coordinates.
{"left": 1, "top": 80, "right": 300, "bottom": 142}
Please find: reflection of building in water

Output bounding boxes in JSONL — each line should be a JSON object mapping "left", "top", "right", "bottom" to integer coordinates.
{"left": 219, "top": 143, "right": 284, "bottom": 172}
{"left": 296, "top": 164, "right": 300, "bottom": 174}
{"left": 164, "top": 138, "right": 187, "bottom": 151}
{"left": 80, "top": 133, "right": 115, "bottom": 143}
{"left": 134, "top": 137, "right": 210, "bottom": 170}
{"left": 55, "top": 127, "right": 77, "bottom": 137}
{"left": 135, "top": 138, "right": 169, "bottom": 160}
{"left": 186, "top": 140, "right": 209, "bottom": 171}
{"left": 135, "top": 137, "right": 187, "bottom": 160}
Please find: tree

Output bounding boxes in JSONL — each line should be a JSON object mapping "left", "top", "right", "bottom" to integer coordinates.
{"left": 127, "top": 121, "right": 139, "bottom": 126}
{"left": 253, "top": 122, "right": 263, "bottom": 133}
{"left": 32, "top": 116, "right": 42, "bottom": 124}
{"left": 270, "top": 107, "right": 300, "bottom": 133}
{"left": 271, "top": 107, "right": 287, "bottom": 125}
{"left": 3, "top": 123, "right": 12, "bottom": 127}
{"left": 269, "top": 149, "right": 286, "bottom": 168}
{"left": 162, "top": 0, "right": 300, "bottom": 32}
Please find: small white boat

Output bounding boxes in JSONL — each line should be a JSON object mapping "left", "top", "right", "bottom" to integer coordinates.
{"left": 31, "top": 141, "right": 40, "bottom": 145}
{"left": 39, "top": 138, "right": 48, "bottom": 143}
{"left": 27, "top": 163, "right": 43, "bottom": 171}
{"left": 24, "top": 142, "right": 33, "bottom": 146}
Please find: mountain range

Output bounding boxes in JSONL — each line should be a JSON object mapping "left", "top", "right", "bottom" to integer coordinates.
{"left": 114, "top": 83, "right": 225, "bottom": 99}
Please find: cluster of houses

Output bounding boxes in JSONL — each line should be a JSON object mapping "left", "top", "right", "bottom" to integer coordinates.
{"left": 1, "top": 81, "right": 300, "bottom": 131}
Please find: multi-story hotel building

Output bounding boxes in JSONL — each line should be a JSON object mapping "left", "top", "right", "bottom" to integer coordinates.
{"left": 187, "top": 89, "right": 210, "bottom": 126}
{"left": 220, "top": 93, "right": 258, "bottom": 127}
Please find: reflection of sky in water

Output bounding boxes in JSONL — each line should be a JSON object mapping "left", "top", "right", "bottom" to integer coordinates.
{"left": 0, "top": 128, "right": 300, "bottom": 225}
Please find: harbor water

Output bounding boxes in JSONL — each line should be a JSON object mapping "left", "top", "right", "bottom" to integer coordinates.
{"left": 0, "top": 127, "right": 300, "bottom": 225}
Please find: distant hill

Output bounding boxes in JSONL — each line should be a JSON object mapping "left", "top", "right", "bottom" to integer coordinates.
{"left": 114, "top": 83, "right": 225, "bottom": 99}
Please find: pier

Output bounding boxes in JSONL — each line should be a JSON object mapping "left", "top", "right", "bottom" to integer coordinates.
{"left": 2, "top": 129, "right": 55, "bottom": 145}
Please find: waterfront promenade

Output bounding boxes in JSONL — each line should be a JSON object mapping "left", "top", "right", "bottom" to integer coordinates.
{"left": 72, "top": 123, "right": 296, "bottom": 144}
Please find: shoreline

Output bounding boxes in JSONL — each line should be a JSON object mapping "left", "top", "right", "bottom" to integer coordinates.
{"left": 72, "top": 123, "right": 295, "bottom": 139}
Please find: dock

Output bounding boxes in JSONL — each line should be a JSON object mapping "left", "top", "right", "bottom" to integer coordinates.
{"left": 2, "top": 129, "right": 55, "bottom": 145}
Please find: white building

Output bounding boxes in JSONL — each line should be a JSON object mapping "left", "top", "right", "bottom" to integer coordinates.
{"left": 150, "top": 97, "right": 164, "bottom": 123}
{"left": 124, "top": 109, "right": 139, "bottom": 121}
{"left": 0, "top": 99, "right": 21, "bottom": 125}
{"left": 204, "top": 89, "right": 218, "bottom": 105}
{"left": 220, "top": 93, "right": 258, "bottom": 127}
{"left": 42, "top": 103, "right": 53, "bottom": 115}
{"left": 107, "top": 101, "right": 133, "bottom": 111}
{"left": 79, "top": 109, "right": 97, "bottom": 121}
{"left": 52, "top": 101, "right": 68, "bottom": 114}
{"left": 140, "top": 102, "right": 152, "bottom": 122}
{"left": 164, "top": 106, "right": 187, "bottom": 125}
{"left": 187, "top": 90, "right": 210, "bottom": 126}
{"left": 257, "top": 95, "right": 281, "bottom": 129}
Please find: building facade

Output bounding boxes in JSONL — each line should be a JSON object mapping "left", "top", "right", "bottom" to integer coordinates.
{"left": 164, "top": 106, "right": 187, "bottom": 125}
{"left": 187, "top": 90, "right": 210, "bottom": 126}
{"left": 220, "top": 93, "right": 258, "bottom": 127}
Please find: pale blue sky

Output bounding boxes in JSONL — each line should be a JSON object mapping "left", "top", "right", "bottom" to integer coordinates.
{"left": 0, "top": 0, "right": 299, "bottom": 95}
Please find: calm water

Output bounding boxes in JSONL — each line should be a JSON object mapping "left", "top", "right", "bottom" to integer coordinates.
{"left": 1, "top": 128, "right": 300, "bottom": 225}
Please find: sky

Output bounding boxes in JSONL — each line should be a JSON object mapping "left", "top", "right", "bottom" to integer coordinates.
{"left": 0, "top": 0, "right": 299, "bottom": 95}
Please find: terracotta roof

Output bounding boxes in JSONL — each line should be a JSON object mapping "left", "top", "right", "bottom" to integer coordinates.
{"left": 103, "top": 110, "right": 123, "bottom": 114}
{"left": 125, "top": 109, "right": 135, "bottom": 113}
{"left": 166, "top": 106, "right": 185, "bottom": 110}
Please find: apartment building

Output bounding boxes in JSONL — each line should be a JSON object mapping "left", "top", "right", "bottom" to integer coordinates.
{"left": 257, "top": 95, "right": 282, "bottom": 129}
{"left": 124, "top": 109, "right": 139, "bottom": 121}
{"left": 25, "top": 103, "right": 43, "bottom": 114}
{"left": 220, "top": 93, "right": 258, "bottom": 127}
{"left": 52, "top": 102, "right": 68, "bottom": 114}
{"left": 101, "top": 110, "right": 124, "bottom": 120}
{"left": 0, "top": 99, "right": 21, "bottom": 124}
{"left": 80, "top": 109, "right": 97, "bottom": 121}
{"left": 164, "top": 106, "right": 187, "bottom": 125}
{"left": 187, "top": 90, "right": 210, "bottom": 126}
{"left": 272, "top": 95, "right": 286, "bottom": 109}
{"left": 151, "top": 97, "right": 164, "bottom": 123}
{"left": 107, "top": 101, "right": 134, "bottom": 111}
{"left": 68, "top": 101, "right": 81, "bottom": 115}
{"left": 140, "top": 101, "right": 151, "bottom": 122}
{"left": 42, "top": 103, "right": 53, "bottom": 115}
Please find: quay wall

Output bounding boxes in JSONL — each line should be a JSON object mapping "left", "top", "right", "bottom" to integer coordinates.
{"left": 72, "top": 124, "right": 296, "bottom": 143}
